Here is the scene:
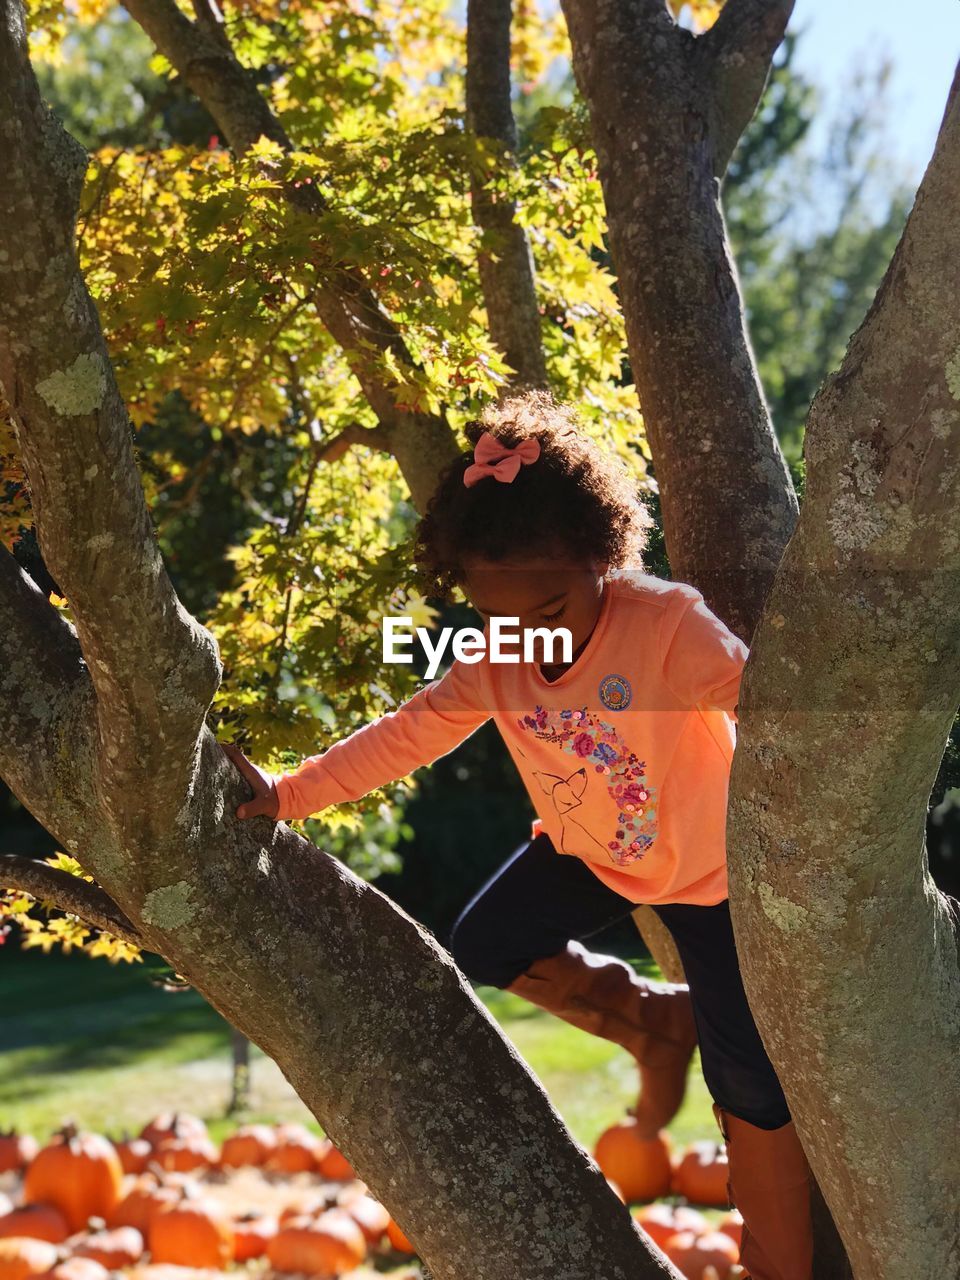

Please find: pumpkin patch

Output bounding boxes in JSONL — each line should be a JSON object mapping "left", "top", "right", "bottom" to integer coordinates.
{"left": 1, "top": 1118, "right": 424, "bottom": 1280}
{"left": 1, "top": 1113, "right": 742, "bottom": 1279}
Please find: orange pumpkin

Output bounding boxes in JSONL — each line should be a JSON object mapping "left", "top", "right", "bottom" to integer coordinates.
{"left": 40, "top": 1260, "right": 110, "bottom": 1280}
{"left": 663, "top": 1230, "right": 739, "bottom": 1280}
{"left": 278, "top": 1197, "right": 330, "bottom": 1226}
{"left": 341, "top": 1195, "right": 389, "bottom": 1245}
{"left": 716, "top": 1210, "right": 743, "bottom": 1249}
{"left": 138, "top": 1114, "right": 207, "bottom": 1150}
{"left": 24, "top": 1128, "right": 123, "bottom": 1234}
{"left": 0, "top": 1207, "right": 70, "bottom": 1245}
{"left": 672, "top": 1141, "right": 731, "bottom": 1207}
{"left": 633, "top": 1203, "right": 709, "bottom": 1249}
{"left": 385, "top": 1218, "right": 416, "bottom": 1255}
{"left": 153, "top": 1135, "right": 218, "bottom": 1174}
{"left": 593, "top": 1120, "right": 672, "bottom": 1203}
{"left": 231, "top": 1213, "right": 277, "bottom": 1263}
{"left": 0, "top": 1239, "right": 59, "bottom": 1280}
{"left": 219, "top": 1126, "right": 276, "bottom": 1169}
{"left": 111, "top": 1139, "right": 152, "bottom": 1176}
{"left": 267, "top": 1211, "right": 366, "bottom": 1275}
{"left": 74, "top": 1227, "right": 144, "bottom": 1268}
{"left": 106, "top": 1174, "right": 178, "bottom": 1234}
{"left": 265, "top": 1127, "right": 318, "bottom": 1175}
{"left": 148, "top": 1193, "right": 233, "bottom": 1270}
{"left": 0, "top": 1133, "right": 39, "bottom": 1176}
{"left": 316, "top": 1144, "right": 356, "bottom": 1182}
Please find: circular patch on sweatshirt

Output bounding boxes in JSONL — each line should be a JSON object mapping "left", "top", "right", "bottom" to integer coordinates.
{"left": 598, "top": 673, "right": 631, "bottom": 711}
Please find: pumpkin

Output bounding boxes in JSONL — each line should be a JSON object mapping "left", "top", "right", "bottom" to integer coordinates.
{"left": 23, "top": 1128, "right": 123, "bottom": 1235}
{"left": 633, "top": 1203, "right": 709, "bottom": 1249}
{"left": 40, "top": 1260, "right": 110, "bottom": 1280}
{"left": 231, "top": 1213, "right": 277, "bottom": 1263}
{"left": 0, "top": 1208, "right": 70, "bottom": 1246}
{"left": 148, "top": 1193, "right": 233, "bottom": 1270}
{"left": 663, "top": 1230, "right": 739, "bottom": 1280}
{"left": 265, "top": 1127, "right": 319, "bottom": 1175}
{"left": 267, "top": 1211, "right": 366, "bottom": 1275}
{"left": 138, "top": 1114, "right": 207, "bottom": 1150}
{"left": 153, "top": 1135, "right": 218, "bottom": 1174}
{"left": 0, "top": 1133, "right": 39, "bottom": 1176}
{"left": 593, "top": 1120, "right": 672, "bottom": 1203}
{"left": 341, "top": 1195, "right": 389, "bottom": 1245}
{"left": 716, "top": 1208, "right": 747, "bottom": 1249}
{"left": 0, "top": 1239, "right": 59, "bottom": 1280}
{"left": 219, "top": 1126, "right": 276, "bottom": 1169}
{"left": 112, "top": 1139, "right": 152, "bottom": 1176}
{"left": 74, "top": 1227, "right": 144, "bottom": 1268}
{"left": 277, "top": 1197, "right": 331, "bottom": 1226}
{"left": 106, "top": 1174, "right": 178, "bottom": 1234}
{"left": 316, "top": 1143, "right": 356, "bottom": 1182}
{"left": 672, "top": 1141, "right": 731, "bottom": 1207}
{"left": 385, "top": 1218, "right": 415, "bottom": 1255}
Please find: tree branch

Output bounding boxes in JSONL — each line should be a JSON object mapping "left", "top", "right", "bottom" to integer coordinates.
{"left": 190, "top": 0, "right": 233, "bottom": 55}
{"left": 466, "top": 0, "right": 547, "bottom": 389}
{"left": 0, "top": 855, "right": 142, "bottom": 947}
{"left": 559, "top": 0, "right": 798, "bottom": 641}
{"left": 315, "top": 423, "right": 390, "bottom": 466}
{"left": 698, "top": 0, "right": 796, "bottom": 176}
{"left": 0, "top": 544, "right": 100, "bottom": 847}
{"left": 123, "top": 0, "right": 459, "bottom": 512}
{"left": 0, "top": 12, "right": 221, "bottom": 802}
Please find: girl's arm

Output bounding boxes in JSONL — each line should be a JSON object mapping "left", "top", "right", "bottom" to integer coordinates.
{"left": 659, "top": 584, "right": 749, "bottom": 721}
{"left": 272, "top": 657, "right": 491, "bottom": 820}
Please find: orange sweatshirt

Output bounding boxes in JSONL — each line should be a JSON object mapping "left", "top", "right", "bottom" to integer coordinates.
{"left": 273, "top": 572, "right": 748, "bottom": 906}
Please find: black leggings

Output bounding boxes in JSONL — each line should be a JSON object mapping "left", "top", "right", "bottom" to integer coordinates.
{"left": 446, "top": 832, "right": 791, "bottom": 1130}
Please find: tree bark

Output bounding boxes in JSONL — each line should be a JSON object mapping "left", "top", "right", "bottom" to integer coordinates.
{"left": 559, "top": 4, "right": 855, "bottom": 1270}
{"left": 559, "top": 0, "right": 798, "bottom": 640}
{"left": 0, "top": 853, "right": 141, "bottom": 946}
{"left": 0, "top": 6, "right": 681, "bottom": 1276}
{"left": 728, "top": 59, "right": 960, "bottom": 1275}
{"left": 466, "top": 0, "right": 548, "bottom": 390}
{"left": 631, "top": 907, "right": 686, "bottom": 984}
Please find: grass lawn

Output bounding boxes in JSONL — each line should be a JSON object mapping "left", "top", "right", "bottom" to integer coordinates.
{"left": 2, "top": 945, "right": 719, "bottom": 1153}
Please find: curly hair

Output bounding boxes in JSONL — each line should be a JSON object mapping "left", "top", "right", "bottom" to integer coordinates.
{"left": 414, "top": 390, "right": 653, "bottom": 600}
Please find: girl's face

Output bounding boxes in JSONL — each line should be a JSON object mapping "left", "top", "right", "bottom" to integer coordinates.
{"left": 461, "top": 551, "right": 608, "bottom": 665}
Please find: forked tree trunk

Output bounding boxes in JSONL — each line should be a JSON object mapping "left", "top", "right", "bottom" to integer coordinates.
{"left": 0, "top": 5, "right": 680, "bottom": 1276}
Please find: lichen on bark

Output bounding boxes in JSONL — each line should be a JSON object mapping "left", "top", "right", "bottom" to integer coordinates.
{"left": 36, "top": 351, "right": 105, "bottom": 416}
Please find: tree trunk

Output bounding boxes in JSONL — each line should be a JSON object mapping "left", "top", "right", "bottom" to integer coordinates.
{"left": 228, "top": 1028, "right": 251, "bottom": 1117}
{"left": 466, "top": 0, "right": 549, "bottom": 390}
{"left": 0, "top": 7, "right": 681, "bottom": 1276}
{"left": 560, "top": 0, "right": 798, "bottom": 640}
{"left": 727, "top": 58, "right": 960, "bottom": 1274}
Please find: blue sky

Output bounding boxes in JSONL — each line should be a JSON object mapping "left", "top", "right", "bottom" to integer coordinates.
{"left": 785, "top": 0, "right": 958, "bottom": 181}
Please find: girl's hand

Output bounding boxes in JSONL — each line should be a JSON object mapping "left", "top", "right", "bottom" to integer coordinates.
{"left": 221, "top": 742, "right": 280, "bottom": 820}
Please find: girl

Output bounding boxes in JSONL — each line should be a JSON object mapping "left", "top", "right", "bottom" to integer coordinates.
{"left": 223, "top": 391, "right": 813, "bottom": 1280}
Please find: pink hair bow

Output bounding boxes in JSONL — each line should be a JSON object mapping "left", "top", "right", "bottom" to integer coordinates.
{"left": 462, "top": 431, "right": 541, "bottom": 488}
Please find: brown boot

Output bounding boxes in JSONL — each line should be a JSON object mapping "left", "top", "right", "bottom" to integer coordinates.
{"left": 712, "top": 1103, "right": 814, "bottom": 1280}
{"left": 504, "top": 940, "right": 698, "bottom": 1138}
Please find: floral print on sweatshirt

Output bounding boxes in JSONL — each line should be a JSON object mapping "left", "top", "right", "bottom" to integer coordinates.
{"left": 518, "top": 704, "right": 659, "bottom": 866}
